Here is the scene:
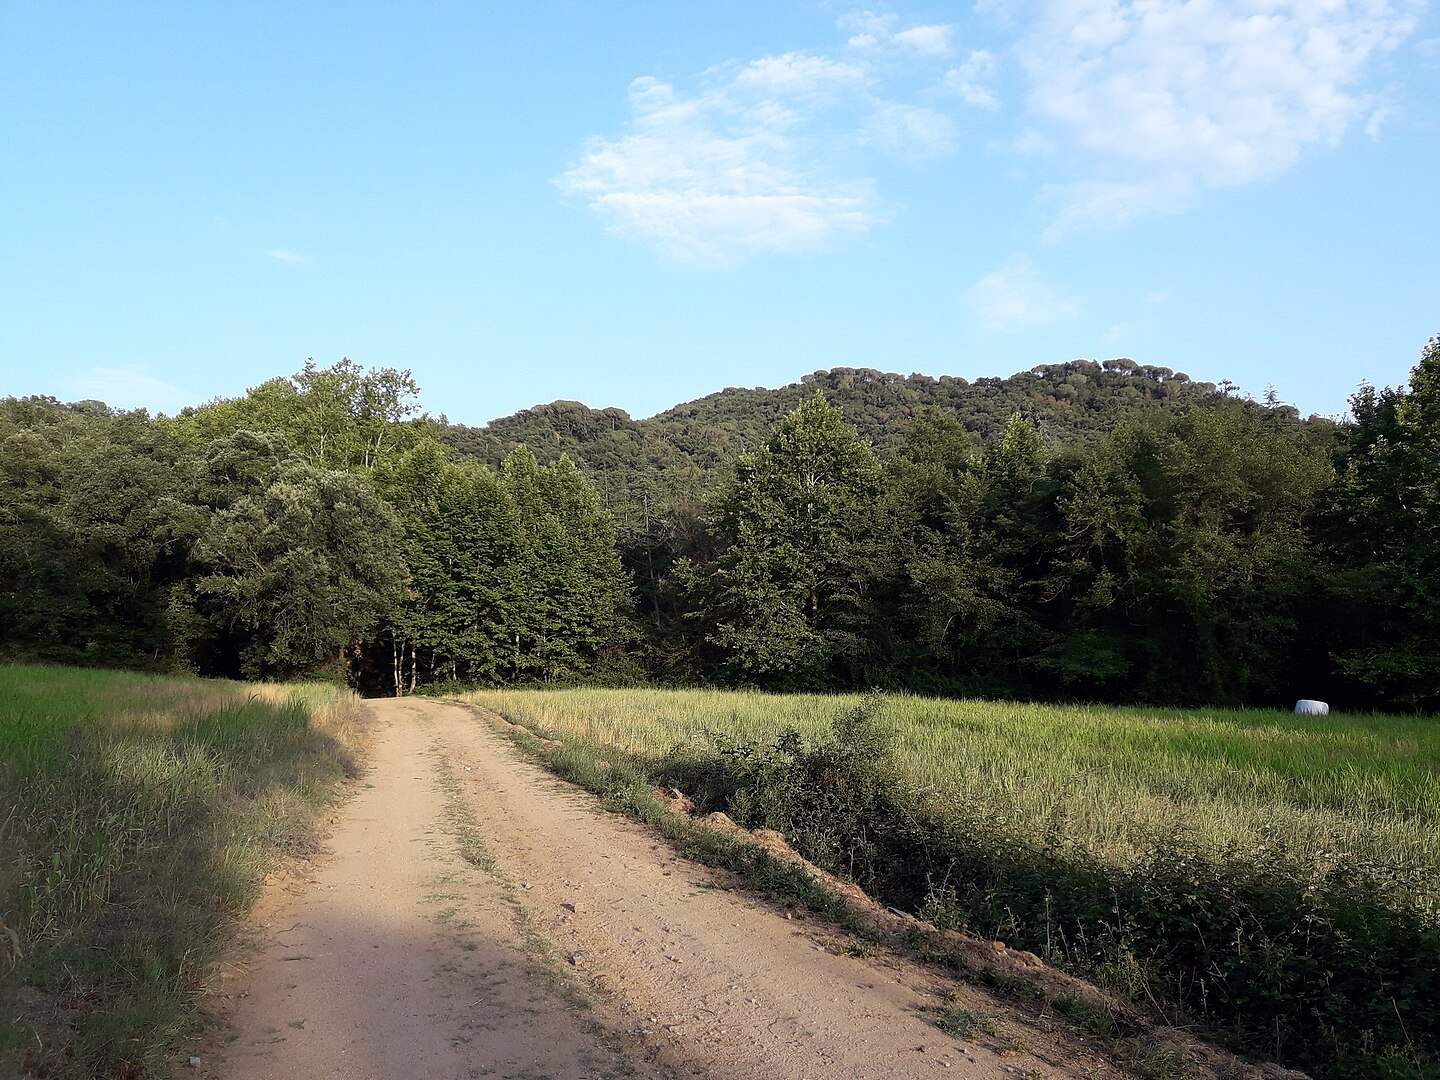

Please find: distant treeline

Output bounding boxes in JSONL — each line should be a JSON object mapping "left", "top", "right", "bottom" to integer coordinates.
{"left": 2, "top": 341, "right": 1436, "bottom": 709}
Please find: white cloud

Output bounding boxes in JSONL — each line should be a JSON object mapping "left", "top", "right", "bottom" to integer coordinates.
{"left": 941, "top": 51, "right": 1001, "bottom": 109}
{"left": 862, "top": 102, "right": 956, "bottom": 157}
{"left": 732, "top": 52, "right": 867, "bottom": 95}
{"left": 268, "top": 249, "right": 312, "bottom": 264}
{"left": 964, "top": 254, "right": 1082, "bottom": 332}
{"left": 69, "top": 365, "right": 195, "bottom": 415}
{"left": 557, "top": 22, "right": 965, "bottom": 265}
{"left": 842, "top": 13, "right": 959, "bottom": 54}
{"left": 1017, "top": 0, "right": 1422, "bottom": 227}
{"left": 841, "top": 11, "right": 900, "bottom": 49}
{"left": 557, "top": 76, "right": 883, "bottom": 265}
{"left": 893, "top": 24, "right": 956, "bottom": 54}
{"left": 1043, "top": 177, "right": 1192, "bottom": 236}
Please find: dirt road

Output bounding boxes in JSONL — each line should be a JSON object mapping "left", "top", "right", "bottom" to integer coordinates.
{"left": 212, "top": 698, "right": 1125, "bottom": 1080}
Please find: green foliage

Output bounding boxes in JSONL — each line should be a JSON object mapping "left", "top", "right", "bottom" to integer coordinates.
{"left": 1330, "top": 336, "right": 1440, "bottom": 709}
{"left": 3, "top": 336, "right": 1438, "bottom": 706}
{"left": 374, "top": 441, "right": 632, "bottom": 689}
{"left": 680, "top": 696, "right": 916, "bottom": 889}
{"left": 1039, "top": 400, "right": 1334, "bottom": 703}
{"left": 0, "top": 398, "right": 194, "bottom": 667}
{"left": 881, "top": 411, "right": 1056, "bottom": 690}
{"left": 0, "top": 359, "right": 632, "bottom": 691}
{"left": 180, "top": 433, "right": 407, "bottom": 679}
{"left": 172, "top": 357, "right": 429, "bottom": 473}
{"left": 690, "top": 393, "right": 885, "bottom": 686}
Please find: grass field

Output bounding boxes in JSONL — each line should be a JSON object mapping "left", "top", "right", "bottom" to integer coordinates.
{"left": 463, "top": 688, "right": 1440, "bottom": 884}
{"left": 463, "top": 687, "right": 1440, "bottom": 1078}
{"left": 0, "top": 663, "right": 365, "bottom": 1079}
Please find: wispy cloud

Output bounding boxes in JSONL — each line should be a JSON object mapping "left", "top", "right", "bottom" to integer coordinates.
{"left": 556, "top": 15, "right": 967, "bottom": 265}
{"left": 964, "top": 254, "right": 1082, "bottom": 333}
{"left": 940, "top": 51, "right": 1001, "bottom": 109}
{"left": 862, "top": 102, "right": 956, "bottom": 159}
{"left": 1014, "top": 0, "right": 1422, "bottom": 229}
{"left": 892, "top": 24, "right": 956, "bottom": 55}
{"left": 69, "top": 364, "right": 196, "bottom": 416}
{"left": 842, "top": 12, "right": 957, "bottom": 55}
{"left": 268, "top": 249, "right": 312, "bottom": 264}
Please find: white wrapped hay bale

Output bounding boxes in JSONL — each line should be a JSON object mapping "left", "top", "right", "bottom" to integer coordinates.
{"left": 1294, "top": 699, "right": 1329, "bottom": 716}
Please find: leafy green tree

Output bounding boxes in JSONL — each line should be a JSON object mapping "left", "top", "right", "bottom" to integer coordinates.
{"left": 1041, "top": 401, "right": 1333, "bottom": 703}
{"left": 885, "top": 412, "right": 1054, "bottom": 690}
{"left": 371, "top": 442, "right": 631, "bottom": 690}
{"left": 1330, "top": 335, "right": 1440, "bottom": 708}
{"left": 174, "top": 358, "right": 426, "bottom": 472}
{"left": 375, "top": 441, "right": 522, "bottom": 688}
{"left": 692, "top": 393, "right": 884, "bottom": 687}
{"left": 0, "top": 398, "right": 194, "bottom": 665}
{"left": 179, "top": 432, "right": 406, "bottom": 679}
{"left": 501, "top": 447, "right": 632, "bottom": 680}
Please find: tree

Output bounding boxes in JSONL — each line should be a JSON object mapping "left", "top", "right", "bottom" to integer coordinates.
{"left": 372, "top": 441, "right": 521, "bottom": 689}
{"left": 371, "top": 442, "right": 632, "bottom": 690}
{"left": 179, "top": 432, "right": 406, "bottom": 679}
{"left": 1329, "top": 335, "right": 1440, "bottom": 708}
{"left": 173, "top": 358, "right": 426, "bottom": 472}
{"left": 0, "top": 398, "right": 194, "bottom": 666}
{"left": 501, "top": 447, "right": 632, "bottom": 681}
{"left": 692, "top": 393, "right": 884, "bottom": 687}
{"left": 1039, "top": 401, "right": 1333, "bottom": 703}
{"left": 885, "top": 412, "right": 1054, "bottom": 691}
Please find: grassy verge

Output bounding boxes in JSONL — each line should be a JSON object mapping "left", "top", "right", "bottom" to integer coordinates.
{"left": 0, "top": 663, "right": 366, "bottom": 1079}
{"left": 466, "top": 704, "right": 1218, "bottom": 1080}
{"left": 462, "top": 687, "right": 1440, "bottom": 1079}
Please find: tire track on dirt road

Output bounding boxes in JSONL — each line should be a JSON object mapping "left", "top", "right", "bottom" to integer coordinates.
{"left": 212, "top": 698, "right": 1126, "bottom": 1080}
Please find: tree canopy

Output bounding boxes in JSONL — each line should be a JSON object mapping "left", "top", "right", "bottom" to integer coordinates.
{"left": 2, "top": 342, "right": 1435, "bottom": 710}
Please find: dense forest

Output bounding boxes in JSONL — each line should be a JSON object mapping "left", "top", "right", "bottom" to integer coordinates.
{"left": 2, "top": 340, "right": 1436, "bottom": 709}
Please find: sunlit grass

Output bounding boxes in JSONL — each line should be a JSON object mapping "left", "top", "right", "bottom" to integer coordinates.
{"left": 0, "top": 663, "right": 365, "bottom": 1079}
{"left": 462, "top": 687, "right": 1440, "bottom": 896}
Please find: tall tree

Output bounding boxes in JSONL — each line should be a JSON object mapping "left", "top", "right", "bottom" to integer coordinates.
{"left": 501, "top": 447, "right": 632, "bottom": 681}
{"left": 371, "top": 442, "right": 632, "bottom": 689}
{"left": 1330, "top": 335, "right": 1440, "bottom": 708}
{"left": 373, "top": 440, "right": 522, "bottom": 688}
{"left": 1039, "top": 401, "right": 1333, "bottom": 703}
{"left": 179, "top": 432, "right": 406, "bottom": 679}
{"left": 885, "top": 412, "right": 1055, "bottom": 691}
{"left": 692, "top": 393, "right": 884, "bottom": 687}
{"left": 173, "top": 358, "right": 426, "bottom": 472}
{"left": 0, "top": 398, "right": 193, "bottom": 666}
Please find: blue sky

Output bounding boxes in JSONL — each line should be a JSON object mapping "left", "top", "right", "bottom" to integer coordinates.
{"left": 2, "top": 0, "right": 1436, "bottom": 424}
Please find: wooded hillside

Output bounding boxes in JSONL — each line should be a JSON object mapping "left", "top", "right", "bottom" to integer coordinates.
{"left": 1, "top": 343, "right": 1434, "bottom": 709}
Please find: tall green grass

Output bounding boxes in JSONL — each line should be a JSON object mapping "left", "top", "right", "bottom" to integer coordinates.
{"left": 0, "top": 664, "right": 364, "bottom": 1079}
{"left": 464, "top": 687, "right": 1440, "bottom": 1077}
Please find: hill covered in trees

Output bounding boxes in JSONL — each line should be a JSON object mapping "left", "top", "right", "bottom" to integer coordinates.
{"left": 439, "top": 360, "right": 1264, "bottom": 526}
{"left": 1, "top": 343, "right": 1434, "bottom": 710}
